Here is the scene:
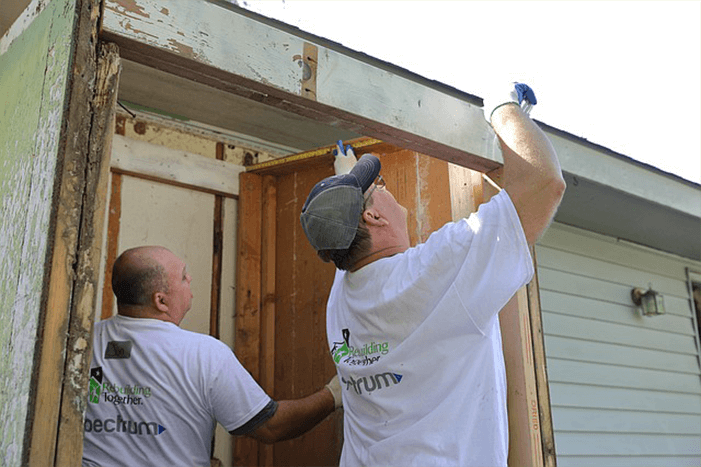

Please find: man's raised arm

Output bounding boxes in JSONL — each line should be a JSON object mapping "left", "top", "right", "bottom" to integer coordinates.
{"left": 484, "top": 83, "right": 566, "bottom": 245}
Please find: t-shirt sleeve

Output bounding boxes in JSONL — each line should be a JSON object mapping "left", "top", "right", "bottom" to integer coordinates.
{"left": 208, "top": 344, "right": 273, "bottom": 433}
{"left": 452, "top": 190, "right": 534, "bottom": 332}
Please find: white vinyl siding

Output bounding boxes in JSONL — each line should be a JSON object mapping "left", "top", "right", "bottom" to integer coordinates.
{"left": 536, "top": 224, "right": 701, "bottom": 467}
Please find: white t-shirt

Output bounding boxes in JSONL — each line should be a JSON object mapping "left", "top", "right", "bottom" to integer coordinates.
{"left": 326, "top": 190, "right": 534, "bottom": 467}
{"left": 82, "top": 315, "right": 271, "bottom": 467}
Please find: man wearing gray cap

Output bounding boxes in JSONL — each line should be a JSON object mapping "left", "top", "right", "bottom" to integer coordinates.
{"left": 300, "top": 82, "right": 565, "bottom": 466}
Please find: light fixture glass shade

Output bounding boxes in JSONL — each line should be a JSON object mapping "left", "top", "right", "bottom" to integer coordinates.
{"left": 632, "top": 288, "right": 666, "bottom": 316}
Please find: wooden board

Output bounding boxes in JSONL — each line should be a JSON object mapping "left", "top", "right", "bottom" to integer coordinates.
{"left": 233, "top": 173, "right": 263, "bottom": 467}
{"left": 100, "top": 0, "right": 502, "bottom": 173}
{"left": 272, "top": 163, "right": 342, "bottom": 466}
{"left": 27, "top": 1, "right": 99, "bottom": 465}
{"left": 54, "top": 40, "right": 121, "bottom": 467}
{"left": 111, "top": 134, "right": 244, "bottom": 197}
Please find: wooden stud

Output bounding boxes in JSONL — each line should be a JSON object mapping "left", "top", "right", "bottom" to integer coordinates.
{"left": 26, "top": 1, "right": 101, "bottom": 465}
{"left": 527, "top": 248, "right": 557, "bottom": 467}
{"left": 101, "top": 172, "right": 121, "bottom": 320}
{"left": 54, "top": 41, "right": 121, "bottom": 467}
{"left": 271, "top": 161, "right": 341, "bottom": 466}
{"left": 259, "top": 175, "right": 277, "bottom": 466}
{"left": 452, "top": 168, "right": 552, "bottom": 467}
{"left": 233, "top": 172, "right": 263, "bottom": 467}
{"left": 501, "top": 289, "right": 544, "bottom": 467}
{"left": 210, "top": 142, "right": 225, "bottom": 339}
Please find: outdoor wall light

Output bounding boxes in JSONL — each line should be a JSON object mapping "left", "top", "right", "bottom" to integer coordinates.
{"left": 631, "top": 287, "right": 666, "bottom": 316}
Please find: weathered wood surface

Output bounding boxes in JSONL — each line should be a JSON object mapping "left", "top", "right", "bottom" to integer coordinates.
{"left": 111, "top": 134, "right": 244, "bottom": 197}
{"left": 100, "top": 0, "right": 502, "bottom": 173}
{"left": 0, "top": 0, "right": 79, "bottom": 464}
{"left": 55, "top": 41, "right": 121, "bottom": 467}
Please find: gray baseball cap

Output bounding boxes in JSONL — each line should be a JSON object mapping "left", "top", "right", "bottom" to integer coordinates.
{"left": 300, "top": 154, "right": 381, "bottom": 251}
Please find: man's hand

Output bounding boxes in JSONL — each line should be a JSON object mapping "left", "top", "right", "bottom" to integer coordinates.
{"left": 333, "top": 140, "right": 357, "bottom": 175}
{"left": 482, "top": 82, "right": 538, "bottom": 124}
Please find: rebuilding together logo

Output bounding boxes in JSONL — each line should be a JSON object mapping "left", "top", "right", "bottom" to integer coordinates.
{"left": 86, "top": 367, "right": 166, "bottom": 436}
{"left": 332, "top": 329, "right": 403, "bottom": 395}
{"left": 88, "top": 367, "right": 151, "bottom": 406}
{"left": 332, "top": 328, "right": 390, "bottom": 366}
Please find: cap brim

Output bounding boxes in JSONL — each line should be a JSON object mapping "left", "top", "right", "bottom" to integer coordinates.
{"left": 350, "top": 154, "right": 381, "bottom": 193}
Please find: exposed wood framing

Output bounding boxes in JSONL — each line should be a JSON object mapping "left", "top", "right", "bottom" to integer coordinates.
{"left": 101, "top": 172, "right": 121, "bottom": 320}
{"left": 246, "top": 137, "right": 400, "bottom": 175}
{"left": 209, "top": 142, "right": 226, "bottom": 339}
{"left": 232, "top": 172, "right": 279, "bottom": 465}
{"left": 259, "top": 175, "right": 277, "bottom": 466}
{"left": 26, "top": 1, "right": 103, "bottom": 464}
{"left": 501, "top": 289, "right": 545, "bottom": 467}
{"left": 55, "top": 41, "right": 121, "bottom": 467}
{"left": 234, "top": 172, "right": 263, "bottom": 466}
{"left": 111, "top": 135, "right": 243, "bottom": 198}
{"left": 527, "top": 249, "right": 557, "bottom": 467}
{"left": 457, "top": 168, "right": 555, "bottom": 467}
{"left": 99, "top": 0, "right": 502, "bottom": 173}
{"left": 101, "top": 114, "right": 126, "bottom": 321}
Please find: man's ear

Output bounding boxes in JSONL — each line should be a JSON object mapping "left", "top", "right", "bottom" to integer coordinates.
{"left": 362, "top": 208, "right": 386, "bottom": 227}
{"left": 153, "top": 292, "right": 168, "bottom": 312}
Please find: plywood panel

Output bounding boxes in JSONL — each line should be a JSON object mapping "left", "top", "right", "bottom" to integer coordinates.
{"left": 273, "top": 165, "right": 341, "bottom": 466}
{"left": 118, "top": 175, "right": 214, "bottom": 335}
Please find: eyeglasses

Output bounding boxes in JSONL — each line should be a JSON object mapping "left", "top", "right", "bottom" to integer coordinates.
{"left": 364, "top": 175, "right": 385, "bottom": 203}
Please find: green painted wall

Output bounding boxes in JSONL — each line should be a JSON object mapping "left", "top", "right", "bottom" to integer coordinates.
{"left": 0, "top": 0, "right": 77, "bottom": 464}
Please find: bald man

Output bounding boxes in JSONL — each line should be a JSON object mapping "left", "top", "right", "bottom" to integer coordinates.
{"left": 82, "top": 246, "right": 341, "bottom": 467}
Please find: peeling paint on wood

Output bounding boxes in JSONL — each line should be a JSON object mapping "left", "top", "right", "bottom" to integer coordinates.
{"left": 0, "top": 0, "right": 78, "bottom": 465}
{"left": 101, "top": 0, "right": 502, "bottom": 173}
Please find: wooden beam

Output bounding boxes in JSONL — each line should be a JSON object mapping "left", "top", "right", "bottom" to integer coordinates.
{"left": 246, "top": 137, "right": 403, "bottom": 176}
{"left": 27, "top": 1, "right": 101, "bottom": 465}
{"left": 527, "top": 248, "right": 557, "bottom": 467}
{"left": 101, "top": 172, "right": 121, "bottom": 320}
{"left": 233, "top": 172, "right": 263, "bottom": 467}
{"left": 111, "top": 134, "right": 244, "bottom": 197}
{"left": 55, "top": 41, "right": 121, "bottom": 467}
{"left": 501, "top": 289, "right": 545, "bottom": 467}
{"left": 210, "top": 142, "right": 226, "bottom": 339}
{"left": 451, "top": 170, "right": 551, "bottom": 467}
{"left": 99, "top": 0, "right": 502, "bottom": 173}
{"left": 259, "top": 175, "right": 277, "bottom": 466}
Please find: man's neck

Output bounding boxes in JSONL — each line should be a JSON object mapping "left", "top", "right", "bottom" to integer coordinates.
{"left": 350, "top": 245, "right": 408, "bottom": 272}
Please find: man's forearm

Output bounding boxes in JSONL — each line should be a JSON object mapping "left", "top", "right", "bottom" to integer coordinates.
{"left": 247, "top": 387, "right": 336, "bottom": 444}
{"left": 490, "top": 103, "right": 566, "bottom": 244}
{"left": 492, "top": 104, "right": 562, "bottom": 191}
